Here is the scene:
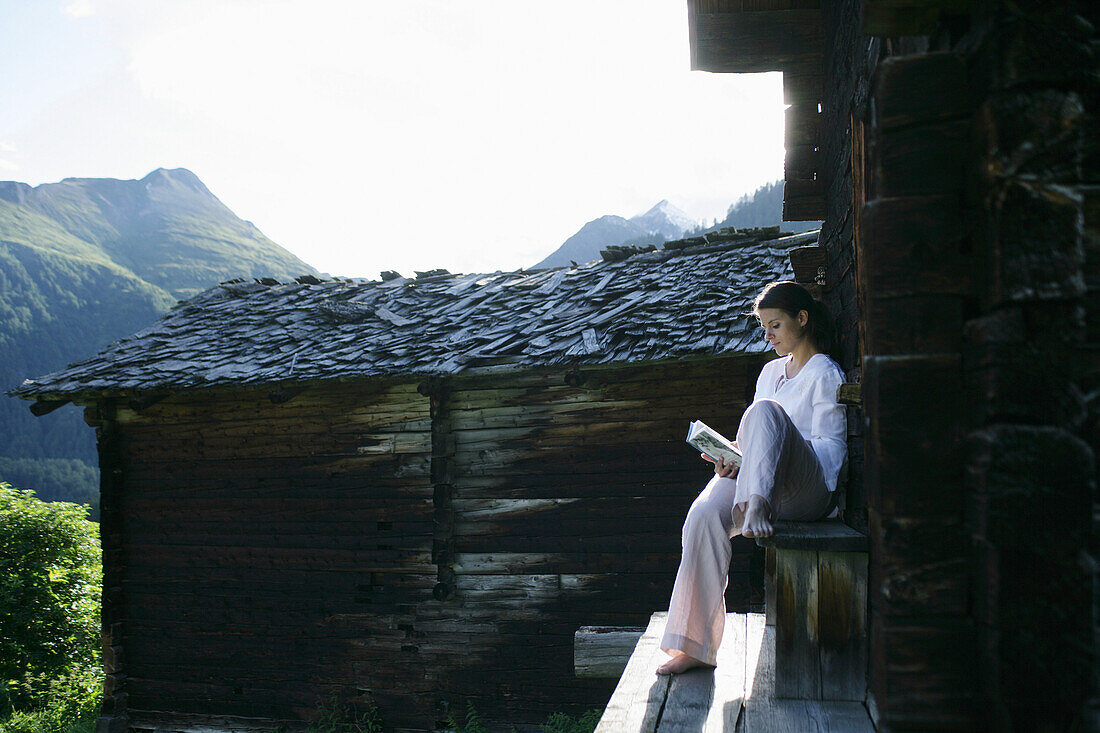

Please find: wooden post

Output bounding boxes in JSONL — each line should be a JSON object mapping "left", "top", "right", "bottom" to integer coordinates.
{"left": 758, "top": 521, "right": 869, "bottom": 701}
{"left": 818, "top": 550, "right": 869, "bottom": 701}
{"left": 774, "top": 548, "right": 820, "bottom": 699}
{"left": 92, "top": 399, "right": 130, "bottom": 733}
{"left": 765, "top": 546, "right": 777, "bottom": 627}
{"left": 423, "top": 378, "right": 457, "bottom": 601}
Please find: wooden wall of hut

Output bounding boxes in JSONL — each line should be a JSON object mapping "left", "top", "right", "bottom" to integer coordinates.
{"left": 92, "top": 353, "right": 771, "bottom": 731}
{"left": 814, "top": 0, "right": 1099, "bottom": 729}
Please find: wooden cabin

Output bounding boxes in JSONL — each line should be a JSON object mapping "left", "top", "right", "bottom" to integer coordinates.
{"left": 681, "top": 1, "right": 1099, "bottom": 731}
{"left": 12, "top": 229, "right": 824, "bottom": 731}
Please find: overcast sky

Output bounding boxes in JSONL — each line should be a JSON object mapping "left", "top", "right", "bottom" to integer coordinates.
{"left": 1, "top": 0, "right": 786, "bottom": 279}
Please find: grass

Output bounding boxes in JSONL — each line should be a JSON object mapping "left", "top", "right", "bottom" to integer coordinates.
{"left": 0, "top": 666, "right": 101, "bottom": 733}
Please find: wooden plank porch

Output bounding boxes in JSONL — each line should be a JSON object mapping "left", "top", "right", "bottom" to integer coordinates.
{"left": 595, "top": 612, "right": 875, "bottom": 732}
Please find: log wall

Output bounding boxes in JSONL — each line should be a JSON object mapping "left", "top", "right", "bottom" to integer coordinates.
{"left": 95, "top": 380, "right": 436, "bottom": 730}
{"left": 431, "top": 358, "right": 766, "bottom": 724}
{"left": 814, "top": 0, "right": 1099, "bottom": 729}
{"left": 91, "top": 354, "right": 771, "bottom": 731}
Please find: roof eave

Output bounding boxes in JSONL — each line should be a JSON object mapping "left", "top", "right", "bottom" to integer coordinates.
{"left": 686, "top": 2, "right": 824, "bottom": 74}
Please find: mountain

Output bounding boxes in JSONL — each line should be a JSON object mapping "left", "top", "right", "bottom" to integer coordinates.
{"left": 629, "top": 200, "right": 698, "bottom": 241}
{"left": 0, "top": 168, "right": 317, "bottom": 299}
{"left": 0, "top": 168, "right": 320, "bottom": 513}
{"left": 534, "top": 200, "right": 697, "bottom": 270}
{"left": 534, "top": 215, "right": 651, "bottom": 269}
{"left": 532, "top": 182, "right": 821, "bottom": 269}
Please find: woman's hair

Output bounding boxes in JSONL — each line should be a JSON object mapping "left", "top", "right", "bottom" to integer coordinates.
{"left": 752, "top": 280, "right": 836, "bottom": 356}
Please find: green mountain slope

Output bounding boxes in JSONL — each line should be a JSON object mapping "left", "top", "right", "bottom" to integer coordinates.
{"left": 714, "top": 180, "right": 821, "bottom": 233}
{"left": 2, "top": 168, "right": 317, "bottom": 299}
{"left": 0, "top": 168, "right": 320, "bottom": 507}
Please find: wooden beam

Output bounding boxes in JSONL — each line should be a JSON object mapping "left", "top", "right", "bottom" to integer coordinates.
{"left": 784, "top": 104, "right": 822, "bottom": 149}
{"left": 784, "top": 178, "right": 823, "bottom": 196}
{"left": 574, "top": 626, "right": 645, "bottom": 678}
{"left": 863, "top": 354, "right": 965, "bottom": 515}
{"left": 862, "top": 0, "right": 969, "bottom": 36}
{"left": 129, "top": 392, "right": 170, "bottom": 411}
{"left": 783, "top": 178, "right": 826, "bottom": 221}
{"left": 691, "top": 10, "right": 824, "bottom": 73}
{"left": 860, "top": 195, "right": 971, "bottom": 297}
{"left": 783, "top": 71, "right": 824, "bottom": 105}
{"left": 788, "top": 244, "right": 827, "bottom": 285}
{"left": 874, "top": 120, "right": 969, "bottom": 198}
{"left": 266, "top": 385, "right": 308, "bottom": 405}
{"left": 660, "top": 613, "right": 749, "bottom": 731}
{"left": 837, "top": 382, "right": 863, "bottom": 406}
{"left": 754, "top": 519, "right": 869, "bottom": 553}
{"left": 429, "top": 378, "right": 456, "bottom": 601}
{"left": 874, "top": 52, "right": 970, "bottom": 130}
{"left": 783, "top": 196, "right": 827, "bottom": 222}
{"left": 785, "top": 145, "right": 819, "bottom": 180}
{"left": 30, "top": 398, "right": 69, "bottom": 416}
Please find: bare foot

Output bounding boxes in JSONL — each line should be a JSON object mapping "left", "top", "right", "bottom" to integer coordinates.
{"left": 656, "top": 651, "right": 714, "bottom": 675}
{"left": 741, "top": 494, "right": 774, "bottom": 538}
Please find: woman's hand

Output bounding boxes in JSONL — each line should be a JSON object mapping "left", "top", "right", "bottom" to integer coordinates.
{"left": 701, "top": 453, "right": 739, "bottom": 478}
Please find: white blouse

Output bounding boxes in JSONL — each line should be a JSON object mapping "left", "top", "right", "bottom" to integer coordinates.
{"left": 752, "top": 353, "right": 848, "bottom": 492}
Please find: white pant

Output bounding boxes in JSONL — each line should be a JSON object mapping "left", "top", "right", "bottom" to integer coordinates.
{"left": 660, "top": 399, "right": 833, "bottom": 664}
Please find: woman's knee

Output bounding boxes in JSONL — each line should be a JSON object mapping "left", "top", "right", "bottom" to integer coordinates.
{"left": 683, "top": 482, "right": 734, "bottom": 539}
{"left": 741, "top": 399, "right": 785, "bottom": 429}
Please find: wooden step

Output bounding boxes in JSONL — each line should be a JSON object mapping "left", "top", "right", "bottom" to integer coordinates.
{"left": 595, "top": 611, "right": 874, "bottom": 732}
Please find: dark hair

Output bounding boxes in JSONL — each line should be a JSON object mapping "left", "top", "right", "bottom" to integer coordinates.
{"left": 752, "top": 281, "right": 836, "bottom": 356}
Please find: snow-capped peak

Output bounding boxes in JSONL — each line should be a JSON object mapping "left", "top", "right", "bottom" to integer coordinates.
{"left": 629, "top": 199, "right": 698, "bottom": 240}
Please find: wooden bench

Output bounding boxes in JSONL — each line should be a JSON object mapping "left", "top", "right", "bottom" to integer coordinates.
{"left": 755, "top": 519, "right": 869, "bottom": 701}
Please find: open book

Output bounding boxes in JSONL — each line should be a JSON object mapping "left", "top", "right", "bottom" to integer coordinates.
{"left": 686, "top": 420, "right": 742, "bottom": 467}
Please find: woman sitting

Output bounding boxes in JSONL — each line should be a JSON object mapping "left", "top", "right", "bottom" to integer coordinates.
{"left": 656, "top": 280, "right": 847, "bottom": 675}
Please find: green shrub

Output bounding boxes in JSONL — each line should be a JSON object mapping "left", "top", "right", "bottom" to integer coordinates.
{"left": 305, "top": 692, "right": 382, "bottom": 733}
{"left": 539, "top": 709, "right": 601, "bottom": 733}
{"left": 446, "top": 700, "right": 488, "bottom": 733}
{"left": 442, "top": 702, "right": 601, "bottom": 733}
{"left": 0, "top": 483, "right": 102, "bottom": 731}
{"left": 0, "top": 665, "right": 99, "bottom": 732}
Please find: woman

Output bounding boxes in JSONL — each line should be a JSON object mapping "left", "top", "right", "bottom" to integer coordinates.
{"left": 656, "top": 280, "right": 847, "bottom": 675}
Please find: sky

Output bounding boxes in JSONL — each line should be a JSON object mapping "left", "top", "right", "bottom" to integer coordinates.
{"left": 1, "top": 0, "right": 787, "bottom": 279}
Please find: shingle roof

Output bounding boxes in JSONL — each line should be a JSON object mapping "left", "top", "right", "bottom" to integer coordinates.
{"left": 11, "top": 229, "right": 816, "bottom": 401}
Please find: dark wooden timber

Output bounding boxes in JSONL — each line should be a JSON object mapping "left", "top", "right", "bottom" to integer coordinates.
{"left": 787, "top": 244, "right": 827, "bottom": 286}
{"left": 861, "top": 0, "right": 970, "bottom": 36}
{"left": 72, "top": 356, "right": 775, "bottom": 730}
{"left": 686, "top": 0, "right": 1099, "bottom": 728}
{"left": 29, "top": 398, "right": 68, "bottom": 416}
{"left": 754, "top": 521, "right": 869, "bottom": 701}
{"left": 690, "top": 9, "right": 823, "bottom": 73}
{"left": 754, "top": 520, "right": 868, "bottom": 553}
{"left": 573, "top": 626, "right": 646, "bottom": 679}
